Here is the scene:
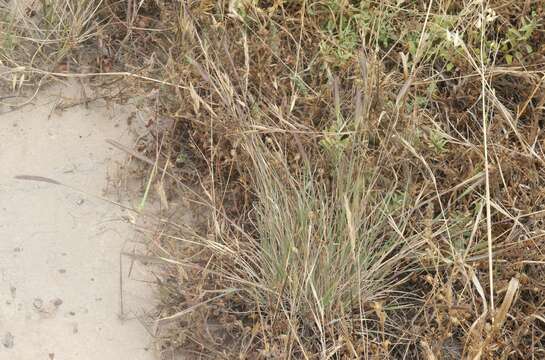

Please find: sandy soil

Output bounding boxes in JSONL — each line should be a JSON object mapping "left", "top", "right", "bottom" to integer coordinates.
{"left": 0, "top": 83, "right": 157, "bottom": 359}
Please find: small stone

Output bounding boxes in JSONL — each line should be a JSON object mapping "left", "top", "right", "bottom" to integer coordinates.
{"left": 2, "top": 332, "right": 14, "bottom": 348}
{"left": 58, "top": 269, "right": 66, "bottom": 274}
{"left": 52, "top": 298, "right": 63, "bottom": 307}
{"left": 33, "top": 298, "right": 43, "bottom": 310}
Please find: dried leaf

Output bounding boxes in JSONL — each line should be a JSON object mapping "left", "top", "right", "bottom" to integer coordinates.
{"left": 492, "top": 277, "right": 519, "bottom": 333}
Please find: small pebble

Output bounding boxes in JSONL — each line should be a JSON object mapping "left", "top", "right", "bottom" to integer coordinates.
{"left": 33, "top": 298, "right": 43, "bottom": 310}
{"left": 2, "top": 332, "right": 14, "bottom": 348}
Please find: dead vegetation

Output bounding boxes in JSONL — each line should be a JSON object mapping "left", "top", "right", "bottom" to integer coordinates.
{"left": 3, "top": 0, "right": 545, "bottom": 358}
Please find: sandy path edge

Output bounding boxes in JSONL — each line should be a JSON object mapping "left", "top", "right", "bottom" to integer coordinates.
{"left": 0, "top": 83, "right": 156, "bottom": 360}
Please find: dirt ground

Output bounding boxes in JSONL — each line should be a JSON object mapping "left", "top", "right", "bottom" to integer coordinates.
{"left": 0, "top": 82, "right": 157, "bottom": 359}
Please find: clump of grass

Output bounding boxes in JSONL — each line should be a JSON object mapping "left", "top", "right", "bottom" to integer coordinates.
{"left": 0, "top": 0, "right": 112, "bottom": 91}
{"left": 214, "top": 132, "right": 425, "bottom": 356}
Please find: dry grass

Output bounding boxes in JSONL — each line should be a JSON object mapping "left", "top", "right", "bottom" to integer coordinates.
{"left": 0, "top": 0, "right": 105, "bottom": 76}
{"left": 3, "top": 0, "right": 545, "bottom": 358}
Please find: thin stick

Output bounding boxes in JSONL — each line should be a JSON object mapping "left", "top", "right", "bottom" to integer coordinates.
{"left": 479, "top": 2, "right": 495, "bottom": 313}
{"left": 119, "top": 251, "right": 125, "bottom": 319}
{"left": 5, "top": 67, "right": 189, "bottom": 91}
{"left": 14, "top": 174, "right": 137, "bottom": 213}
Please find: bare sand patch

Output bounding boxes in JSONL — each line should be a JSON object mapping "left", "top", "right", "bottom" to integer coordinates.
{"left": 0, "top": 83, "right": 157, "bottom": 360}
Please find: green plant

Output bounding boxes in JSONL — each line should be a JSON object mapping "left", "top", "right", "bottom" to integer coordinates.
{"left": 428, "top": 128, "right": 447, "bottom": 154}
{"left": 501, "top": 13, "right": 540, "bottom": 64}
